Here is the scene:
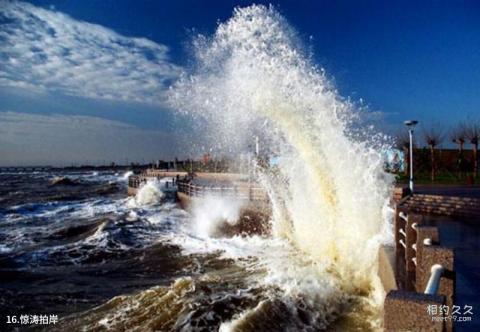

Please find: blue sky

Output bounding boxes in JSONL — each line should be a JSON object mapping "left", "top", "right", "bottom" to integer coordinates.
{"left": 1, "top": 0, "right": 479, "bottom": 165}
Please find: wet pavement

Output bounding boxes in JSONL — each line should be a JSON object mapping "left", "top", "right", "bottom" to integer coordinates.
{"left": 423, "top": 215, "right": 480, "bottom": 331}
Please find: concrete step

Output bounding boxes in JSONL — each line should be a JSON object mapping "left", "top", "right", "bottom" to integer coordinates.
{"left": 399, "top": 193, "right": 480, "bottom": 218}
{"left": 404, "top": 201, "right": 480, "bottom": 212}
{"left": 407, "top": 196, "right": 480, "bottom": 209}
{"left": 409, "top": 199, "right": 480, "bottom": 207}
{"left": 403, "top": 198, "right": 480, "bottom": 217}
{"left": 405, "top": 209, "right": 475, "bottom": 218}
{"left": 410, "top": 196, "right": 480, "bottom": 204}
{"left": 403, "top": 205, "right": 480, "bottom": 218}
{"left": 404, "top": 205, "right": 479, "bottom": 215}
{"left": 412, "top": 194, "right": 480, "bottom": 203}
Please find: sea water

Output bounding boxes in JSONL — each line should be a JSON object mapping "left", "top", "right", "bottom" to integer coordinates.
{"left": 0, "top": 5, "right": 394, "bottom": 331}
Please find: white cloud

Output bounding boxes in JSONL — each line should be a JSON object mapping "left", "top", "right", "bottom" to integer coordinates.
{"left": 0, "top": 1, "right": 182, "bottom": 105}
{"left": 0, "top": 111, "right": 183, "bottom": 166}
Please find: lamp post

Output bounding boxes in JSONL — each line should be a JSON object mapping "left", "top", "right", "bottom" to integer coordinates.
{"left": 404, "top": 120, "right": 418, "bottom": 193}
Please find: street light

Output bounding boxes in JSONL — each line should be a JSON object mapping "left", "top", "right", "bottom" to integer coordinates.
{"left": 404, "top": 120, "right": 419, "bottom": 193}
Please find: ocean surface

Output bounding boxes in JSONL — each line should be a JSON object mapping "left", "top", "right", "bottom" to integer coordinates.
{"left": 0, "top": 170, "right": 381, "bottom": 331}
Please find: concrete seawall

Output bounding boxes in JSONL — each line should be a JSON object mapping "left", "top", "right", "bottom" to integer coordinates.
{"left": 127, "top": 171, "right": 250, "bottom": 195}
{"left": 127, "top": 171, "right": 187, "bottom": 196}
{"left": 177, "top": 191, "right": 271, "bottom": 235}
{"left": 128, "top": 170, "right": 271, "bottom": 236}
{"left": 377, "top": 245, "right": 397, "bottom": 294}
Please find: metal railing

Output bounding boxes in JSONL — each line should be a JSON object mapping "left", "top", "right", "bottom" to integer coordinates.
{"left": 396, "top": 208, "right": 419, "bottom": 273}
{"left": 177, "top": 181, "right": 268, "bottom": 202}
{"left": 394, "top": 205, "right": 454, "bottom": 298}
{"left": 128, "top": 174, "right": 178, "bottom": 189}
{"left": 424, "top": 264, "right": 445, "bottom": 295}
{"left": 399, "top": 211, "right": 445, "bottom": 295}
{"left": 385, "top": 201, "right": 456, "bottom": 331}
{"left": 128, "top": 173, "right": 266, "bottom": 201}
{"left": 128, "top": 175, "right": 147, "bottom": 189}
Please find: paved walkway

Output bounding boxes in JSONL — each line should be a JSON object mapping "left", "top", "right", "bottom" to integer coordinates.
{"left": 423, "top": 215, "right": 480, "bottom": 331}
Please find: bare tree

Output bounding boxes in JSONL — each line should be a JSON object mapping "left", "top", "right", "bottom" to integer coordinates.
{"left": 423, "top": 126, "right": 444, "bottom": 181}
{"left": 451, "top": 122, "right": 470, "bottom": 178}
{"left": 450, "top": 123, "right": 467, "bottom": 153}
{"left": 466, "top": 122, "right": 480, "bottom": 180}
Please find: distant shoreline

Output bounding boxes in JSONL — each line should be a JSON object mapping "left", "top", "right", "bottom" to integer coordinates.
{"left": 0, "top": 165, "right": 150, "bottom": 172}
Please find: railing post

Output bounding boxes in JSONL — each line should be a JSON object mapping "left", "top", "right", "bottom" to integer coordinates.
{"left": 415, "top": 226, "right": 440, "bottom": 292}
{"left": 418, "top": 246, "right": 455, "bottom": 311}
{"left": 394, "top": 206, "right": 408, "bottom": 289}
{"left": 384, "top": 290, "right": 446, "bottom": 331}
{"left": 424, "top": 264, "right": 445, "bottom": 295}
{"left": 405, "top": 213, "right": 422, "bottom": 290}
{"left": 394, "top": 205, "right": 407, "bottom": 258}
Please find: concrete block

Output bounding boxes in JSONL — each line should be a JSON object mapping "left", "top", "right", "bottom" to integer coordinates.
{"left": 417, "top": 246, "right": 455, "bottom": 310}
{"left": 384, "top": 290, "right": 446, "bottom": 332}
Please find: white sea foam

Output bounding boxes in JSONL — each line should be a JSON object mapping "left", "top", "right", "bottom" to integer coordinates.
{"left": 130, "top": 179, "right": 165, "bottom": 206}
{"left": 122, "top": 171, "right": 133, "bottom": 180}
{"left": 190, "top": 195, "right": 244, "bottom": 237}
{"left": 169, "top": 3, "right": 394, "bottom": 325}
{"left": 126, "top": 210, "right": 139, "bottom": 222}
{"left": 0, "top": 244, "right": 12, "bottom": 253}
